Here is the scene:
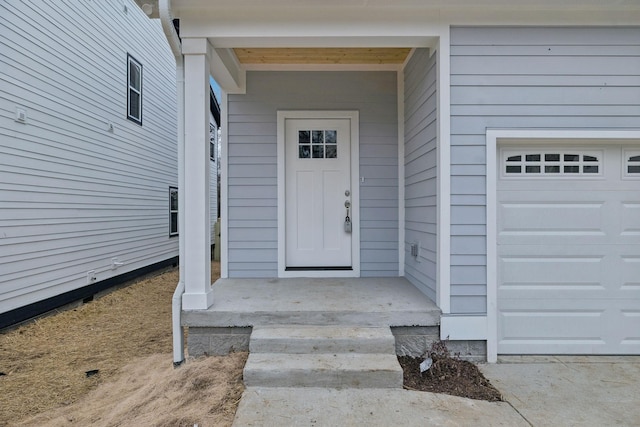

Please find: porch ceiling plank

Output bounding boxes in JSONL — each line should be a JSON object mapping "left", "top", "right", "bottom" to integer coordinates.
{"left": 234, "top": 48, "right": 412, "bottom": 65}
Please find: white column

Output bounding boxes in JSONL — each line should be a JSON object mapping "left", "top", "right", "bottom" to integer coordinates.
{"left": 436, "top": 26, "right": 452, "bottom": 315}
{"left": 181, "top": 38, "right": 213, "bottom": 310}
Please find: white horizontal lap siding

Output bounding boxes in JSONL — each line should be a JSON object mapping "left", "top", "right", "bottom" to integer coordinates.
{"left": 403, "top": 49, "right": 438, "bottom": 301}
{"left": 0, "top": 0, "right": 178, "bottom": 313}
{"left": 227, "top": 71, "right": 398, "bottom": 278}
{"left": 449, "top": 26, "right": 640, "bottom": 315}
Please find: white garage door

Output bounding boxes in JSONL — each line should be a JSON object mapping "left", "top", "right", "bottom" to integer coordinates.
{"left": 497, "top": 145, "right": 640, "bottom": 354}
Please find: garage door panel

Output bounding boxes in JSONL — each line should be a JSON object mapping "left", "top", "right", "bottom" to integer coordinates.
{"left": 621, "top": 308, "right": 640, "bottom": 346}
{"left": 498, "top": 180, "right": 617, "bottom": 193}
{"left": 621, "top": 202, "right": 640, "bottom": 236}
{"left": 498, "top": 193, "right": 638, "bottom": 245}
{"left": 499, "top": 192, "right": 640, "bottom": 245}
{"left": 498, "top": 341, "right": 614, "bottom": 355}
{"left": 499, "top": 246, "right": 638, "bottom": 296}
{"left": 499, "top": 200, "right": 605, "bottom": 237}
{"left": 500, "top": 289, "right": 640, "bottom": 301}
{"left": 621, "top": 309, "right": 640, "bottom": 346}
{"left": 499, "top": 303, "right": 607, "bottom": 354}
{"left": 500, "top": 254, "right": 605, "bottom": 296}
{"left": 622, "top": 257, "right": 640, "bottom": 290}
{"left": 499, "top": 303, "right": 640, "bottom": 354}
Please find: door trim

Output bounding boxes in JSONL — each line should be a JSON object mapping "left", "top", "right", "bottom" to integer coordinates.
{"left": 277, "top": 110, "right": 360, "bottom": 278}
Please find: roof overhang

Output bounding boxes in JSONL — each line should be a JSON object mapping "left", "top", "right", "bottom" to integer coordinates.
{"left": 134, "top": 0, "right": 640, "bottom": 92}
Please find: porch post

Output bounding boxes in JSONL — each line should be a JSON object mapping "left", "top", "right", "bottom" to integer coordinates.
{"left": 181, "top": 38, "right": 213, "bottom": 310}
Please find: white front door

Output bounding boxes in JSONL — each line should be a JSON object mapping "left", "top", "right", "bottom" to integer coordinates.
{"left": 285, "top": 118, "right": 352, "bottom": 269}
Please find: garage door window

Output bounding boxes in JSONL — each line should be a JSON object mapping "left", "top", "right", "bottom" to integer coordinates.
{"left": 625, "top": 151, "right": 640, "bottom": 176}
{"left": 503, "top": 151, "right": 601, "bottom": 176}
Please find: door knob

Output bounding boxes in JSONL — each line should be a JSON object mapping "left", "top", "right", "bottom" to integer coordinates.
{"left": 344, "top": 200, "right": 351, "bottom": 208}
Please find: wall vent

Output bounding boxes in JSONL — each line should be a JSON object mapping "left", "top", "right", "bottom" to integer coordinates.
{"left": 15, "top": 107, "right": 27, "bottom": 123}
{"left": 410, "top": 242, "right": 420, "bottom": 258}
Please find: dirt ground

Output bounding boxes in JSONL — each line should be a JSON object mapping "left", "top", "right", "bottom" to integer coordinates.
{"left": 396, "top": 327, "right": 502, "bottom": 402}
{"left": 0, "top": 262, "right": 247, "bottom": 427}
{"left": 399, "top": 355, "right": 502, "bottom": 402}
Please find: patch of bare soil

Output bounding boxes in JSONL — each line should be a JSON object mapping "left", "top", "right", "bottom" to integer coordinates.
{"left": 0, "top": 261, "right": 244, "bottom": 426}
{"left": 398, "top": 355, "right": 502, "bottom": 402}
{"left": 15, "top": 352, "right": 247, "bottom": 427}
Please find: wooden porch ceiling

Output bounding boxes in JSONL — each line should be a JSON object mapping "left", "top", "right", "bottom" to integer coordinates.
{"left": 233, "top": 48, "right": 412, "bottom": 65}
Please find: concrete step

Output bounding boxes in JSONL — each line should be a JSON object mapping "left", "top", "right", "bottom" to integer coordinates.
{"left": 243, "top": 352, "right": 403, "bottom": 388}
{"left": 250, "top": 325, "right": 396, "bottom": 354}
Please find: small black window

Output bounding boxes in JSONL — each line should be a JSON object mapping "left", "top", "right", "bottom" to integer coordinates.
{"left": 506, "top": 165, "right": 522, "bottom": 173}
{"left": 628, "top": 154, "right": 640, "bottom": 175}
{"left": 127, "top": 54, "right": 143, "bottom": 125}
{"left": 545, "top": 165, "right": 560, "bottom": 173}
{"left": 169, "top": 187, "right": 178, "bottom": 236}
{"left": 525, "top": 165, "right": 541, "bottom": 173}
{"left": 210, "top": 123, "right": 216, "bottom": 161}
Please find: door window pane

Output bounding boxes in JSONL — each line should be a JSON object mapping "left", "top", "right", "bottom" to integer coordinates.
{"left": 325, "top": 130, "right": 337, "bottom": 144}
{"left": 312, "top": 145, "right": 324, "bottom": 158}
{"left": 299, "top": 145, "right": 311, "bottom": 158}
{"left": 299, "top": 130, "right": 310, "bottom": 143}
{"left": 312, "top": 130, "right": 324, "bottom": 144}
{"left": 325, "top": 145, "right": 337, "bottom": 158}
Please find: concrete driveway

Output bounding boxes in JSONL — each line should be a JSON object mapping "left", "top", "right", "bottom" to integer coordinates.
{"left": 480, "top": 356, "right": 640, "bottom": 427}
{"left": 233, "top": 356, "right": 640, "bottom": 426}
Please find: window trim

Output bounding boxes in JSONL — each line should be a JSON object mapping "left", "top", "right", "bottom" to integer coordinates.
{"left": 169, "top": 186, "right": 178, "bottom": 237}
{"left": 624, "top": 149, "right": 640, "bottom": 177}
{"left": 127, "top": 53, "right": 143, "bottom": 125}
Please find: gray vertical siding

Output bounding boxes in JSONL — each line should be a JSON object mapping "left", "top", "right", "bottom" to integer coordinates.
{"left": 403, "top": 49, "right": 438, "bottom": 302}
{"left": 0, "top": 1, "right": 178, "bottom": 313}
{"left": 450, "top": 26, "right": 640, "bottom": 313}
{"left": 227, "top": 71, "right": 398, "bottom": 277}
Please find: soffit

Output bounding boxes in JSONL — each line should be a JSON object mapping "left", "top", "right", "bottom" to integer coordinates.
{"left": 233, "top": 48, "right": 412, "bottom": 65}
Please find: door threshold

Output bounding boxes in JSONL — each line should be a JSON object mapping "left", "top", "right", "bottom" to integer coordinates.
{"left": 286, "top": 266, "right": 353, "bottom": 271}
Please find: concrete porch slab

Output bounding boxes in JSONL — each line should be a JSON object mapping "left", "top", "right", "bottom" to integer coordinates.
{"left": 182, "top": 277, "right": 441, "bottom": 328}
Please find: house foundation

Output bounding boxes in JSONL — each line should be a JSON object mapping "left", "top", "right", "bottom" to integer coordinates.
{"left": 182, "top": 278, "right": 486, "bottom": 361}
